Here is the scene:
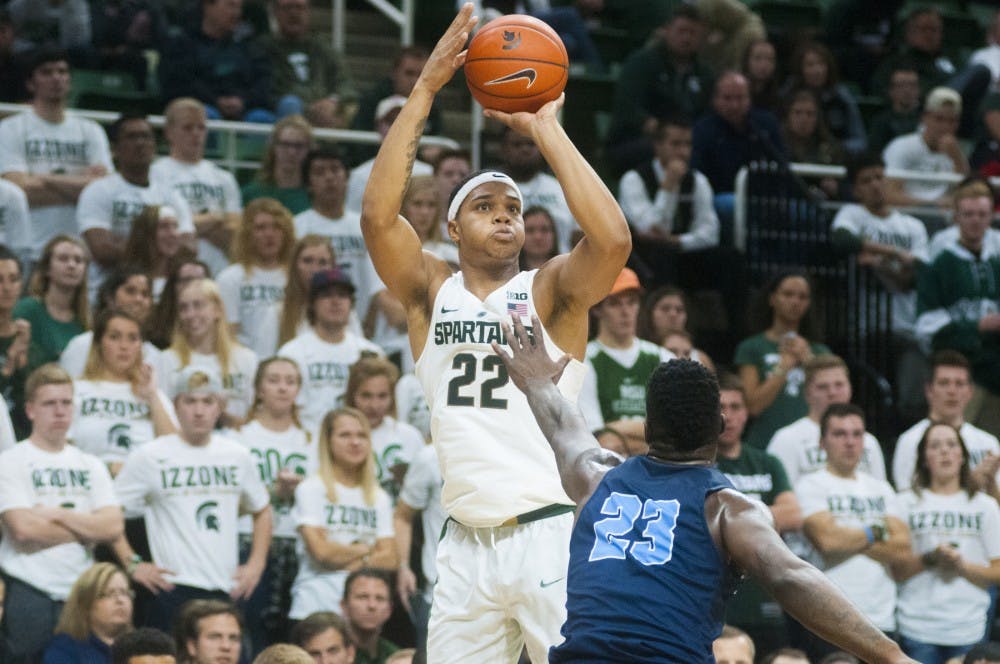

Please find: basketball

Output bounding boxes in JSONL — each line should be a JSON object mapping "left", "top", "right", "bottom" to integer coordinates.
{"left": 464, "top": 15, "right": 569, "bottom": 114}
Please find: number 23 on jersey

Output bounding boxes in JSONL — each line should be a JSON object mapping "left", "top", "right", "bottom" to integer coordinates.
{"left": 589, "top": 492, "right": 680, "bottom": 566}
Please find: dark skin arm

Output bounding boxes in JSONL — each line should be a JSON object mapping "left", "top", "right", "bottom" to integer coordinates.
{"left": 713, "top": 491, "right": 916, "bottom": 664}
{"left": 495, "top": 316, "right": 914, "bottom": 664}
{"left": 492, "top": 314, "right": 622, "bottom": 507}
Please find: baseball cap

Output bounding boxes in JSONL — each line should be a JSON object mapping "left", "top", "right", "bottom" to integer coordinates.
{"left": 375, "top": 95, "right": 407, "bottom": 123}
{"left": 924, "top": 87, "right": 961, "bottom": 114}
{"left": 309, "top": 268, "right": 355, "bottom": 300}
{"left": 608, "top": 268, "right": 642, "bottom": 296}
{"left": 174, "top": 366, "right": 224, "bottom": 396}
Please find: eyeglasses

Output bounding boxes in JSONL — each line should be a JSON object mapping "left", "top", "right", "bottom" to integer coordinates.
{"left": 98, "top": 588, "right": 136, "bottom": 601}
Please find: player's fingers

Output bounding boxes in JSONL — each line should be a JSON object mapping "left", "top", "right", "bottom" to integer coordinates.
{"left": 453, "top": 51, "right": 468, "bottom": 69}
{"left": 447, "top": 4, "right": 475, "bottom": 37}
{"left": 491, "top": 341, "right": 512, "bottom": 362}
{"left": 512, "top": 314, "right": 533, "bottom": 350}
{"left": 529, "top": 314, "right": 546, "bottom": 348}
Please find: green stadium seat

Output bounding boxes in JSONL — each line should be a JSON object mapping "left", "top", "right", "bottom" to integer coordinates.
{"left": 69, "top": 69, "right": 157, "bottom": 114}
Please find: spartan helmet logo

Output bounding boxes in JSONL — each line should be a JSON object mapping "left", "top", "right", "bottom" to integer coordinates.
{"left": 195, "top": 500, "right": 220, "bottom": 532}
{"left": 501, "top": 30, "right": 522, "bottom": 50}
{"left": 108, "top": 423, "right": 132, "bottom": 450}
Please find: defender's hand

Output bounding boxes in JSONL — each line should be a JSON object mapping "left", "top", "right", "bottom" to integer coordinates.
{"left": 416, "top": 4, "right": 478, "bottom": 94}
{"left": 492, "top": 314, "right": 571, "bottom": 392}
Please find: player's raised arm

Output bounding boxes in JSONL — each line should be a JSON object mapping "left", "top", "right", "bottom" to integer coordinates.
{"left": 493, "top": 315, "right": 622, "bottom": 504}
{"left": 485, "top": 97, "right": 631, "bottom": 315}
{"left": 715, "top": 491, "right": 916, "bottom": 664}
{"left": 361, "top": 4, "right": 477, "bottom": 305}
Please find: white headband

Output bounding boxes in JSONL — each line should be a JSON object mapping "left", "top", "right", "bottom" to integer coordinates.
{"left": 447, "top": 171, "right": 523, "bottom": 222}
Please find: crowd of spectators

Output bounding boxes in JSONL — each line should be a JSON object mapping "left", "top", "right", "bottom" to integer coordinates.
{"left": 1, "top": 1, "right": 1000, "bottom": 663}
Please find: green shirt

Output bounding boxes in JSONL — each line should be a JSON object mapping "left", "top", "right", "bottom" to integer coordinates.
{"left": 733, "top": 333, "right": 830, "bottom": 449}
{"left": 353, "top": 637, "right": 398, "bottom": 664}
{"left": 916, "top": 244, "right": 1000, "bottom": 393}
{"left": 260, "top": 34, "right": 356, "bottom": 105}
{"left": 11, "top": 297, "right": 84, "bottom": 370}
{"left": 586, "top": 339, "right": 667, "bottom": 423}
{"left": 718, "top": 444, "right": 792, "bottom": 627}
{"left": 240, "top": 181, "right": 311, "bottom": 215}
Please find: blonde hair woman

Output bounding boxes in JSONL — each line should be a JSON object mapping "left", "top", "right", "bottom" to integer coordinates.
{"left": 230, "top": 356, "right": 315, "bottom": 651}
{"left": 157, "top": 278, "right": 259, "bottom": 426}
{"left": 13, "top": 234, "right": 90, "bottom": 368}
{"left": 217, "top": 198, "right": 296, "bottom": 351}
{"left": 43, "top": 563, "right": 133, "bottom": 661}
{"left": 289, "top": 407, "right": 396, "bottom": 621}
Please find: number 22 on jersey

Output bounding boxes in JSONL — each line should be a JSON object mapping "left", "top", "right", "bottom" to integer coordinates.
{"left": 589, "top": 491, "right": 680, "bottom": 566}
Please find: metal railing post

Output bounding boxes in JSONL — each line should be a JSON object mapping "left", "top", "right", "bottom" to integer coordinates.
{"left": 332, "top": 0, "right": 345, "bottom": 52}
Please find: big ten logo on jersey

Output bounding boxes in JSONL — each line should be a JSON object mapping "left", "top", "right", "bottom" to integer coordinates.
{"left": 506, "top": 290, "right": 529, "bottom": 317}
{"left": 251, "top": 448, "right": 309, "bottom": 484}
{"left": 108, "top": 423, "right": 133, "bottom": 451}
{"left": 589, "top": 491, "right": 680, "bottom": 566}
{"left": 240, "top": 284, "right": 284, "bottom": 304}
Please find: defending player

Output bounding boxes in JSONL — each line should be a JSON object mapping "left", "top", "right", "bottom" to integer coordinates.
{"left": 493, "top": 315, "right": 916, "bottom": 664}
{"left": 360, "top": 5, "right": 631, "bottom": 662}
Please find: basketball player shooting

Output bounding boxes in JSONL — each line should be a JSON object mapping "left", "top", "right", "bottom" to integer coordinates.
{"left": 360, "top": 4, "right": 631, "bottom": 662}
{"left": 492, "top": 314, "right": 917, "bottom": 664}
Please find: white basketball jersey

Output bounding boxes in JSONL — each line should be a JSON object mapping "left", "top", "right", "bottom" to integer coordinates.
{"left": 415, "top": 270, "right": 584, "bottom": 527}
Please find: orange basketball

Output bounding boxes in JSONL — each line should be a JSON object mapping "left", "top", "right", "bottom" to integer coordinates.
{"left": 464, "top": 15, "right": 569, "bottom": 114}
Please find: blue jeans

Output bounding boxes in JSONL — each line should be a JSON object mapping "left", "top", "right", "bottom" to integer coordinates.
{"left": 899, "top": 634, "right": 975, "bottom": 664}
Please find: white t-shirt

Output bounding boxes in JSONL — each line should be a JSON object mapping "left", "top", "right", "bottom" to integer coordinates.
{"left": 882, "top": 132, "right": 957, "bottom": 202}
{"left": 766, "top": 416, "right": 887, "bottom": 486}
{"left": 227, "top": 420, "right": 316, "bottom": 538}
{"left": 0, "top": 109, "right": 113, "bottom": 258}
{"left": 0, "top": 441, "right": 118, "bottom": 598}
{"left": 253, "top": 303, "right": 364, "bottom": 360}
{"left": 831, "top": 203, "right": 929, "bottom": 335}
{"left": 289, "top": 477, "right": 393, "bottom": 618}
{"left": 77, "top": 172, "right": 194, "bottom": 293}
{"left": 277, "top": 330, "right": 383, "bottom": 436}
{"left": 796, "top": 469, "right": 900, "bottom": 631}
{"left": 370, "top": 416, "right": 425, "bottom": 502}
{"left": 157, "top": 346, "right": 259, "bottom": 421}
{"left": 149, "top": 156, "right": 241, "bottom": 275}
{"left": 395, "top": 373, "right": 430, "bottom": 441}
{"left": 971, "top": 43, "right": 1000, "bottom": 89}
{"left": 69, "top": 380, "right": 178, "bottom": 464}
{"left": 216, "top": 264, "right": 287, "bottom": 352}
{"left": 345, "top": 157, "right": 432, "bottom": 214}
{"left": 0, "top": 405, "right": 15, "bottom": 453}
{"left": 516, "top": 171, "right": 578, "bottom": 253}
{"left": 114, "top": 433, "right": 270, "bottom": 591}
{"left": 293, "top": 207, "right": 379, "bottom": 319}
{"left": 59, "top": 330, "right": 161, "bottom": 379}
{"left": 896, "top": 489, "right": 1000, "bottom": 645}
{"left": 893, "top": 419, "right": 1000, "bottom": 490}
{"left": 397, "top": 443, "right": 444, "bottom": 590}
{"left": 0, "top": 178, "right": 31, "bottom": 261}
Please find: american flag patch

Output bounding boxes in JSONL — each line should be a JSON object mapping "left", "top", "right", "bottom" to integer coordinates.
{"left": 507, "top": 301, "right": 528, "bottom": 316}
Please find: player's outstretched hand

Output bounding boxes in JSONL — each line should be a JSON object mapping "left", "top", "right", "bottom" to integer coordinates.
{"left": 492, "top": 314, "right": 571, "bottom": 393}
{"left": 418, "top": 3, "right": 478, "bottom": 94}
{"left": 483, "top": 93, "right": 565, "bottom": 139}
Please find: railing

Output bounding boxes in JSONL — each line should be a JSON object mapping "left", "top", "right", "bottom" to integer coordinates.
{"left": 742, "top": 161, "right": 900, "bottom": 443}
{"left": 0, "top": 102, "right": 460, "bottom": 174}
{"left": 331, "top": 0, "right": 414, "bottom": 52}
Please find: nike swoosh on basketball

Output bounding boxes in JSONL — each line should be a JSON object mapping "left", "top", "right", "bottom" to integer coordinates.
{"left": 540, "top": 577, "right": 564, "bottom": 588}
{"left": 440, "top": 306, "right": 459, "bottom": 314}
{"left": 485, "top": 68, "right": 537, "bottom": 89}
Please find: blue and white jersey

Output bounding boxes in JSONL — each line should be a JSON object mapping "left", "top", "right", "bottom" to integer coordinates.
{"left": 551, "top": 456, "right": 734, "bottom": 663}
